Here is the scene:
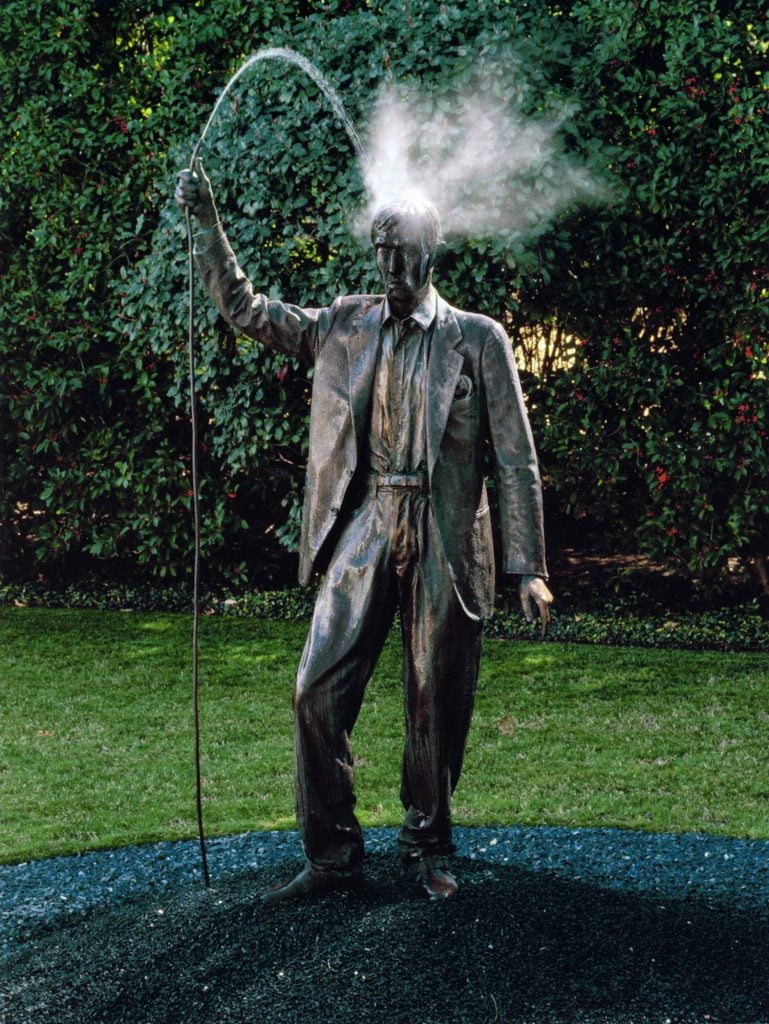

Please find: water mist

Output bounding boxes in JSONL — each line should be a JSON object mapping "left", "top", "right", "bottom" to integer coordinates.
{"left": 358, "top": 80, "right": 601, "bottom": 241}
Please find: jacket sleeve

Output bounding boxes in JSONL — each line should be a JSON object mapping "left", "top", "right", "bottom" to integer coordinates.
{"left": 480, "top": 323, "right": 548, "bottom": 579}
{"left": 193, "top": 222, "right": 334, "bottom": 365}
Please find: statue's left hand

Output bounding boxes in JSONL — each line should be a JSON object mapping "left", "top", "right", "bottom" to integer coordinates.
{"left": 175, "top": 159, "right": 218, "bottom": 229}
{"left": 519, "top": 575, "right": 554, "bottom": 640}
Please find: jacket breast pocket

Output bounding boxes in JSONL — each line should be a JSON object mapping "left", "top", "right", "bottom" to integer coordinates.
{"left": 445, "top": 373, "right": 479, "bottom": 450}
{"left": 452, "top": 374, "right": 474, "bottom": 403}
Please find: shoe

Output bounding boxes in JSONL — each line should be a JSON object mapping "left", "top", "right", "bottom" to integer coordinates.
{"left": 260, "top": 864, "right": 363, "bottom": 906}
{"left": 405, "top": 856, "right": 459, "bottom": 900}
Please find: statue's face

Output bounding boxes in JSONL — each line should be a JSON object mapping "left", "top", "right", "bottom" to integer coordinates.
{"left": 373, "top": 219, "right": 433, "bottom": 318}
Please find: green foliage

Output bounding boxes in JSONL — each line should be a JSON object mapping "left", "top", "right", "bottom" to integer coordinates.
{"left": 488, "top": 601, "right": 769, "bottom": 652}
{"left": 534, "top": 0, "right": 769, "bottom": 595}
{"left": 2, "top": 0, "right": 768, "bottom": 596}
{"left": 0, "top": 0, "right": 301, "bottom": 585}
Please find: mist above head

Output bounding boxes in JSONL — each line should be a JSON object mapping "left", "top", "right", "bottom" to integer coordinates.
{"left": 358, "top": 72, "right": 601, "bottom": 244}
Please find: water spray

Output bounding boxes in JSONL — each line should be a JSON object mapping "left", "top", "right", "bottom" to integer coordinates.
{"left": 184, "top": 47, "right": 366, "bottom": 889}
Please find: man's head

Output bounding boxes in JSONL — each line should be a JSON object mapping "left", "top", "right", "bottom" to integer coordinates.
{"left": 371, "top": 198, "right": 443, "bottom": 319}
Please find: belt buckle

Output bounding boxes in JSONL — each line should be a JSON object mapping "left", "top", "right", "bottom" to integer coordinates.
{"left": 377, "top": 472, "right": 425, "bottom": 492}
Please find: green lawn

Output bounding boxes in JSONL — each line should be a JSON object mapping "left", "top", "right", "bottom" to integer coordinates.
{"left": 1, "top": 606, "right": 768, "bottom": 864}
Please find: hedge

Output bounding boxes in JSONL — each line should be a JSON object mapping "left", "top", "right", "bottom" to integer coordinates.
{"left": 2, "top": 0, "right": 767, "bottom": 601}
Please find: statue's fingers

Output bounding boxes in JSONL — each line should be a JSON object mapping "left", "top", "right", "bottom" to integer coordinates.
{"left": 537, "top": 596, "right": 551, "bottom": 639}
{"left": 175, "top": 179, "right": 192, "bottom": 208}
{"left": 191, "top": 157, "right": 211, "bottom": 187}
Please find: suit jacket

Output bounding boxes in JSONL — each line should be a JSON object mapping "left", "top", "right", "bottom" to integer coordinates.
{"left": 195, "top": 226, "right": 547, "bottom": 619}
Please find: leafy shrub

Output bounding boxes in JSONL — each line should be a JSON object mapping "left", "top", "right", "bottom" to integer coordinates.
{"left": 535, "top": 1, "right": 769, "bottom": 600}
{"left": 487, "top": 602, "right": 769, "bottom": 653}
{"left": 2, "top": 576, "right": 764, "bottom": 652}
{"left": 2, "top": 0, "right": 767, "bottom": 603}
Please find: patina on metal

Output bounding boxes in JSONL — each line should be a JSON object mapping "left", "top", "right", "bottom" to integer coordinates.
{"left": 175, "top": 162, "right": 553, "bottom": 902}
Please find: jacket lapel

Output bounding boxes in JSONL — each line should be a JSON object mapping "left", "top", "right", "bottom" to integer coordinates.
{"left": 426, "top": 295, "right": 463, "bottom": 476}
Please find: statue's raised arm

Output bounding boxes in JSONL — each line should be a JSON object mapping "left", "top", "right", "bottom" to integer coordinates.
{"left": 175, "top": 159, "right": 333, "bottom": 364}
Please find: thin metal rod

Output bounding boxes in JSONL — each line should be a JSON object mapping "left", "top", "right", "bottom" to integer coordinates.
{"left": 186, "top": 206, "right": 210, "bottom": 889}
{"left": 183, "top": 47, "right": 364, "bottom": 892}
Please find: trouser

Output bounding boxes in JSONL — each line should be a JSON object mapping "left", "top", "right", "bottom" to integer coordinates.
{"left": 293, "top": 473, "right": 483, "bottom": 873}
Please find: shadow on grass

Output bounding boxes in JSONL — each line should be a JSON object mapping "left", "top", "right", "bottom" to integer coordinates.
{"left": 4, "top": 853, "right": 768, "bottom": 1024}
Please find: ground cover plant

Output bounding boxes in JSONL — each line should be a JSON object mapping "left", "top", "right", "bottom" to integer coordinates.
{"left": 2, "top": 606, "right": 768, "bottom": 865}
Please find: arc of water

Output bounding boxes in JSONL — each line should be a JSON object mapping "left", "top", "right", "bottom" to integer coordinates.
{"left": 190, "top": 46, "right": 368, "bottom": 167}
{"left": 185, "top": 48, "right": 366, "bottom": 889}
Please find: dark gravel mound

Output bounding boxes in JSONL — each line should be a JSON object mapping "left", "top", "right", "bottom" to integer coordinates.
{"left": 2, "top": 827, "right": 769, "bottom": 1024}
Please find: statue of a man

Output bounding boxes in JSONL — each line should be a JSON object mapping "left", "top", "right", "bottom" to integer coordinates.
{"left": 176, "top": 162, "right": 553, "bottom": 902}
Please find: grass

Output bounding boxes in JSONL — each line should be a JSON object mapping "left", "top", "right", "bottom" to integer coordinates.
{"left": 1, "top": 606, "right": 768, "bottom": 864}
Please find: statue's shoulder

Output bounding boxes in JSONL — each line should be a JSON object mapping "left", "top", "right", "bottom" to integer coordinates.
{"left": 332, "top": 293, "right": 382, "bottom": 314}
{"left": 455, "top": 308, "right": 503, "bottom": 331}
{"left": 324, "top": 294, "right": 382, "bottom": 331}
{"left": 440, "top": 297, "right": 506, "bottom": 341}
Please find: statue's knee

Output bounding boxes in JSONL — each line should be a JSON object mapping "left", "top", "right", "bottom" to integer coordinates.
{"left": 293, "top": 677, "right": 319, "bottom": 718}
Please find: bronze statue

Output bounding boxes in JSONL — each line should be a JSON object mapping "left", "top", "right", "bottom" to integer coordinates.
{"left": 175, "top": 162, "right": 553, "bottom": 902}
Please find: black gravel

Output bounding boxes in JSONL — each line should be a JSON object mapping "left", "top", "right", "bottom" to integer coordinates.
{"left": 2, "top": 825, "right": 769, "bottom": 1023}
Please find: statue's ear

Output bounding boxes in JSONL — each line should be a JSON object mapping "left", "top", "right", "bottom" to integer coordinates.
{"left": 428, "top": 241, "right": 444, "bottom": 270}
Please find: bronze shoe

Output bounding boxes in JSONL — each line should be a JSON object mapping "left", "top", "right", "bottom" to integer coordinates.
{"left": 260, "top": 864, "right": 363, "bottom": 906}
{"left": 405, "top": 856, "right": 459, "bottom": 900}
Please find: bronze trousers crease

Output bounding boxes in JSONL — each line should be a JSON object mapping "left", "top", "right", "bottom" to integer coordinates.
{"left": 294, "top": 482, "right": 482, "bottom": 872}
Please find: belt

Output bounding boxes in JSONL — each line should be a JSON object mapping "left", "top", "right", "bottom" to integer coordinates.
{"left": 369, "top": 471, "right": 428, "bottom": 493}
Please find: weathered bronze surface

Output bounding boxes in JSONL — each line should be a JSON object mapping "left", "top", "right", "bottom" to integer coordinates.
{"left": 176, "top": 164, "right": 553, "bottom": 900}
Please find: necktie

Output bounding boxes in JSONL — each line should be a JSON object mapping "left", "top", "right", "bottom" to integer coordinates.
{"left": 389, "top": 319, "right": 414, "bottom": 460}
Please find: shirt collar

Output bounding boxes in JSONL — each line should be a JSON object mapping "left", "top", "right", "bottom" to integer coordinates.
{"left": 382, "top": 286, "right": 437, "bottom": 333}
